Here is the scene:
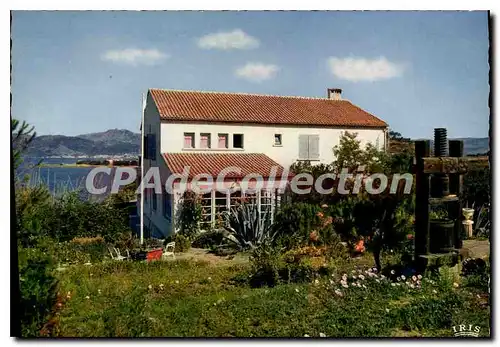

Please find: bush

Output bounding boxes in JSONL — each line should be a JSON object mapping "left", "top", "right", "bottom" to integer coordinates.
{"left": 192, "top": 230, "right": 225, "bottom": 249}
{"left": 166, "top": 233, "right": 191, "bottom": 253}
{"left": 18, "top": 247, "right": 58, "bottom": 337}
{"left": 273, "top": 203, "right": 323, "bottom": 249}
{"left": 176, "top": 191, "right": 203, "bottom": 238}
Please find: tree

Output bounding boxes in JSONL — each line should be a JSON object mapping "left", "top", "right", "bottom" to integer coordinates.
{"left": 12, "top": 119, "right": 36, "bottom": 170}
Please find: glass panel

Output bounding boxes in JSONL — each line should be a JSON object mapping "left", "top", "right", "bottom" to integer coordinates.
{"left": 218, "top": 134, "right": 228, "bottom": 149}
{"left": 200, "top": 133, "right": 211, "bottom": 149}
{"left": 184, "top": 133, "right": 194, "bottom": 148}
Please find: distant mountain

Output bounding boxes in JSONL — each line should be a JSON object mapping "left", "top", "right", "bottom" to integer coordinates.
{"left": 26, "top": 129, "right": 140, "bottom": 157}
{"left": 454, "top": 137, "right": 489, "bottom": 156}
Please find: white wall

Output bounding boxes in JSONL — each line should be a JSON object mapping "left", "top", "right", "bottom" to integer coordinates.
{"left": 141, "top": 93, "right": 174, "bottom": 238}
{"left": 160, "top": 122, "right": 387, "bottom": 169}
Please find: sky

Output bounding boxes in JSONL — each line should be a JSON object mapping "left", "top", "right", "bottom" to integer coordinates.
{"left": 11, "top": 11, "right": 490, "bottom": 138}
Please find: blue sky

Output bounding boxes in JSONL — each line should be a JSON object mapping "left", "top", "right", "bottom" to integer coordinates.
{"left": 12, "top": 11, "right": 489, "bottom": 138}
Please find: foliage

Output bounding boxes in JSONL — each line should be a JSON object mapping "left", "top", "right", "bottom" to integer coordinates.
{"left": 192, "top": 230, "right": 225, "bottom": 249}
{"left": 18, "top": 248, "right": 58, "bottom": 337}
{"left": 273, "top": 203, "right": 323, "bottom": 248}
{"left": 12, "top": 118, "right": 37, "bottom": 170}
{"left": 16, "top": 188, "right": 131, "bottom": 246}
{"left": 52, "top": 258, "right": 489, "bottom": 337}
{"left": 224, "top": 203, "right": 276, "bottom": 250}
{"left": 462, "top": 166, "right": 490, "bottom": 208}
{"left": 462, "top": 258, "right": 490, "bottom": 292}
{"left": 165, "top": 233, "right": 191, "bottom": 253}
{"left": 332, "top": 131, "right": 390, "bottom": 173}
{"left": 176, "top": 191, "right": 203, "bottom": 237}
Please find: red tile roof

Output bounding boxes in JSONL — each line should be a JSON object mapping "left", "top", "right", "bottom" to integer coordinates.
{"left": 162, "top": 153, "right": 287, "bottom": 179}
{"left": 149, "top": 89, "right": 387, "bottom": 128}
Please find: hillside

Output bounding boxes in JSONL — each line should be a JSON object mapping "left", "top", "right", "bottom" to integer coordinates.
{"left": 389, "top": 137, "right": 489, "bottom": 156}
{"left": 26, "top": 129, "right": 140, "bottom": 157}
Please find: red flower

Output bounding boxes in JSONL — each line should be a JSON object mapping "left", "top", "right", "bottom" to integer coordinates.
{"left": 407, "top": 234, "right": 414, "bottom": 240}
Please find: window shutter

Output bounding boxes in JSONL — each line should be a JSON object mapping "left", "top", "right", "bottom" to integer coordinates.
{"left": 298, "top": 135, "right": 309, "bottom": 160}
{"left": 148, "top": 134, "right": 156, "bottom": 160}
{"left": 143, "top": 135, "right": 149, "bottom": 159}
{"left": 308, "top": 135, "right": 320, "bottom": 160}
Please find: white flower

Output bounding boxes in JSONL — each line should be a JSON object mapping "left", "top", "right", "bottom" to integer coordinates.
{"left": 314, "top": 279, "right": 319, "bottom": 285}
{"left": 453, "top": 282, "right": 459, "bottom": 288}
{"left": 401, "top": 275, "right": 406, "bottom": 281}
{"left": 396, "top": 283, "right": 401, "bottom": 286}
{"left": 396, "top": 277, "right": 401, "bottom": 282}
{"left": 319, "top": 333, "right": 326, "bottom": 337}
{"left": 334, "top": 289, "right": 343, "bottom": 297}
{"left": 85, "top": 296, "right": 90, "bottom": 299}
{"left": 409, "top": 284, "right": 415, "bottom": 289}
{"left": 207, "top": 277, "right": 212, "bottom": 281}
{"left": 329, "top": 280, "right": 334, "bottom": 284}
{"left": 362, "top": 284, "right": 367, "bottom": 288}
{"left": 390, "top": 270, "right": 395, "bottom": 275}
{"left": 342, "top": 283, "right": 349, "bottom": 288}
{"left": 359, "top": 275, "right": 365, "bottom": 280}
{"left": 148, "top": 285, "right": 152, "bottom": 289}
{"left": 352, "top": 275, "right": 357, "bottom": 280}
{"left": 412, "top": 276, "right": 417, "bottom": 282}
{"left": 368, "top": 268, "right": 373, "bottom": 273}
{"left": 295, "top": 288, "right": 300, "bottom": 293}
{"left": 391, "top": 283, "right": 396, "bottom": 287}
{"left": 433, "top": 290, "right": 438, "bottom": 294}
{"left": 98, "top": 289, "right": 101, "bottom": 294}
{"left": 375, "top": 279, "right": 380, "bottom": 283}
{"left": 351, "top": 270, "right": 356, "bottom": 274}
{"left": 417, "top": 274, "right": 422, "bottom": 280}
{"left": 304, "top": 334, "right": 310, "bottom": 337}
{"left": 385, "top": 308, "right": 390, "bottom": 313}
{"left": 175, "top": 280, "right": 179, "bottom": 284}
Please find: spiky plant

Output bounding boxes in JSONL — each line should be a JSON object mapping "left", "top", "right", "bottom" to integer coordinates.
{"left": 223, "top": 203, "right": 276, "bottom": 250}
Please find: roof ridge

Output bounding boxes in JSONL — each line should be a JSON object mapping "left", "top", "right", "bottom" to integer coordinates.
{"left": 149, "top": 88, "right": 349, "bottom": 102}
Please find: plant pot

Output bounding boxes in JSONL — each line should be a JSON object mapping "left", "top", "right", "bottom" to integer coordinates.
{"left": 462, "top": 208, "right": 474, "bottom": 221}
{"left": 146, "top": 248, "right": 163, "bottom": 262}
{"left": 429, "top": 219, "right": 455, "bottom": 253}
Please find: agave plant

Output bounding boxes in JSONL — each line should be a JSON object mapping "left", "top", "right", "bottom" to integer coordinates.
{"left": 223, "top": 203, "right": 276, "bottom": 250}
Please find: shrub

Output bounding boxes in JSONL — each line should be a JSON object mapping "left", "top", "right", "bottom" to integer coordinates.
{"left": 165, "top": 233, "right": 191, "bottom": 253}
{"left": 191, "top": 230, "right": 225, "bottom": 249}
{"left": 18, "top": 247, "right": 58, "bottom": 337}
{"left": 176, "top": 191, "right": 203, "bottom": 238}
{"left": 224, "top": 203, "right": 275, "bottom": 250}
{"left": 273, "top": 203, "right": 322, "bottom": 249}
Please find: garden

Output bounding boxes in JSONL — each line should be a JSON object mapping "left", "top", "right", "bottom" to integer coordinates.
{"left": 13, "top": 120, "right": 491, "bottom": 338}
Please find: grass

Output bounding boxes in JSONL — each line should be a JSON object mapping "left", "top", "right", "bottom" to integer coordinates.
{"left": 52, "top": 257, "right": 490, "bottom": 337}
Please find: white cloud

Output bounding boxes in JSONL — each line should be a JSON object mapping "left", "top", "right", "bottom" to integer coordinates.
{"left": 235, "top": 63, "right": 279, "bottom": 82}
{"left": 197, "top": 29, "right": 259, "bottom": 50}
{"left": 101, "top": 48, "right": 169, "bottom": 66}
{"left": 327, "top": 56, "right": 404, "bottom": 82}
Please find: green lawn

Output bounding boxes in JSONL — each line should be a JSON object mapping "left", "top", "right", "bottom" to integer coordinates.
{"left": 54, "top": 259, "right": 490, "bottom": 337}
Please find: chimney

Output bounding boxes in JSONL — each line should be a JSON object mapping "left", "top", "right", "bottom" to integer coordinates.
{"left": 327, "top": 88, "right": 342, "bottom": 100}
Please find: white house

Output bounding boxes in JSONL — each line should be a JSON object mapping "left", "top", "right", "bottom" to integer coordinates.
{"left": 139, "top": 88, "right": 388, "bottom": 238}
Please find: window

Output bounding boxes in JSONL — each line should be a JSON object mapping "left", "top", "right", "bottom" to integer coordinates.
{"left": 152, "top": 189, "right": 157, "bottom": 211}
{"left": 218, "top": 133, "right": 228, "bottom": 149}
{"left": 233, "top": 134, "right": 244, "bottom": 149}
{"left": 148, "top": 134, "right": 156, "bottom": 160}
{"left": 200, "top": 133, "right": 211, "bottom": 149}
{"left": 298, "top": 134, "right": 320, "bottom": 160}
{"left": 184, "top": 133, "right": 195, "bottom": 148}
{"left": 163, "top": 191, "right": 171, "bottom": 219}
{"left": 274, "top": 134, "right": 282, "bottom": 146}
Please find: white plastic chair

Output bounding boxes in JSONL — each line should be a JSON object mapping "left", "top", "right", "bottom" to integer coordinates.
{"left": 162, "top": 242, "right": 176, "bottom": 259}
{"left": 109, "top": 247, "right": 129, "bottom": 261}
